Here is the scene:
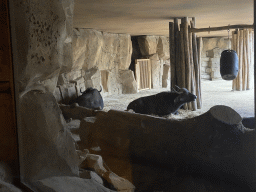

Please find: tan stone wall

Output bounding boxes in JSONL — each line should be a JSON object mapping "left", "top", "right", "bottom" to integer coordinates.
{"left": 201, "top": 37, "right": 230, "bottom": 80}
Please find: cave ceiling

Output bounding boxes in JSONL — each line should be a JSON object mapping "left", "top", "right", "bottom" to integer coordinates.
{"left": 73, "top": 0, "right": 253, "bottom": 37}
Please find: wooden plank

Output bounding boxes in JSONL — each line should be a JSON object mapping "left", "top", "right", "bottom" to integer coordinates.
{"left": 135, "top": 60, "right": 140, "bottom": 90}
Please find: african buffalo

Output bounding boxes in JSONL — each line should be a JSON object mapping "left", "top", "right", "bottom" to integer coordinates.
{"left": 127, "top": 86, "right": 197, "bottom": 116}
{"left": 70, "top": 87, "right": 104, "bottom": 110}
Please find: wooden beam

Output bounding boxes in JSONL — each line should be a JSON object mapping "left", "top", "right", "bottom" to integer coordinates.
{"left": 190, "top": 24, "right": 254, "bottom": 33}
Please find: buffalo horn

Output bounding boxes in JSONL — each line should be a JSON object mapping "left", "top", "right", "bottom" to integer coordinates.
{"left": 99, "top": 86, "right": 102, "bottom": 92}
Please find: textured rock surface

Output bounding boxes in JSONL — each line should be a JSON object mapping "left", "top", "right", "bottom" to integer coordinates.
{"left": 119, "top": 70, "right": 137, "bottom": 94}
{"left": 72, "top": 28, "right": 132, "bottom": 71}
{"left": 0, "top": 180, "right": 22, "bottom": 192}
{"left": 137, "top": 36, "right": 158, "bottom": 56}
{"left": 157, "top": 36, "right": 170, "bottom": 60}
{"left": 12, "top": 0, "right": 74, "bottom": 96}
{"left": 19, "top": 91, "right": 80, "bottom": 182}
{"left": 201, "top": 37, "right": 230, "bottom": 80}
{"left": 32, "top": 176, "right": 114, "bottom": 192}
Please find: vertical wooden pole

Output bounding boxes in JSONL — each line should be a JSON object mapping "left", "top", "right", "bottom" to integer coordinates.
{"left": 247, "top": 29, "right": 253, "bottom": 90}
{"left": 197, "top": 37, "right": 202, "bottom": 108}
{"left": 180, "top": 21, "right": 187, "bottom": 110}
{"left": 232, "top": 31, "right": 237, "bottom": 90}
{"left": 174, "top": 18, "right": 179, "bottom": 88}
{"left": 183, "top": 17, "right": 192, "bottom": 110}
{"left": 243, "top": 29, "right": 248, "bottom": 90}
{"left": 238, "top": 30, "right": 244, "bottom": 91}
{"left": 235, "top": 29, "right": 240, "bottom": 91}
{"left": 189, "top": 24, "right": 197, "bottom": 111}
{"left": 176, "top": 27, "right": 182, "bottom": 89}
{"left": 192, "top": 20, "right": 201, "bottom": 109}
{"left": 169, "top": 22, "right": 175, "bottom": 90}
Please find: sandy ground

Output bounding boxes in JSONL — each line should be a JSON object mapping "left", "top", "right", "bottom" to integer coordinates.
{"left": 103, "top": 79, "right": 254, "bottom": 119}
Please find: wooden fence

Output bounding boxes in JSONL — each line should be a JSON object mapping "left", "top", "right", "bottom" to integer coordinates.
{"left": 135, "top": 59, "right": 152, "bottom": 90}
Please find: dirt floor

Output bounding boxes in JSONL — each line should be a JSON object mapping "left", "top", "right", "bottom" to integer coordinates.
{"left": 103, "top": 79, "right": 254, "bottom": 119}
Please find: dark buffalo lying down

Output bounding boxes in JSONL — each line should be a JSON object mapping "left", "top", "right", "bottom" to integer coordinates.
{"left": 127, "top": 86, "right": 197, "bottom": 116}
{"left": 70, "top": 87, "right": 104, "bottom": 110}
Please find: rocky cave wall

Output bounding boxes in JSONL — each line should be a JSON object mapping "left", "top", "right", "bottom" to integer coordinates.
{"left": 131, "top": 35, "right": 170, "bottom": 89}
{"left": 54, "top": 30, "right": 171, "bottom": 104}
{"left": 201, "top": 37, "right": 230, "bottom": 80}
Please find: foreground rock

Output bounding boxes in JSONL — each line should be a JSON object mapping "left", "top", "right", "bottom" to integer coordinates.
{"left": 67, "top": 105, "right": 255, "bottom": 191}
{"left": 19, "top": 91, "right": 80, "bottom": 183}
{"left": 0, "top": 180, "right": 22, "bottom": 192}
{"left": 32, "top": 176, "right": 115, "bottom": 192}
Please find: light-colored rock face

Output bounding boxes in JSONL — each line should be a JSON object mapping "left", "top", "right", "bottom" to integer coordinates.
{"left": 157, "top": 36, "right": 170, "bottom": 60}
{"left": 201, "top": 37, "right": 230, "bottom": 80}
{"left": 32, "top": 176, "right": 114, "bottom": 192}
{"left": 119, "top": 70, "right": 138, "bottom": 94}
{"left": 138, "top": 36, "right": 158, "bottom": 56}
{"left": 73, "top": 29, "right": 132, "bottom": 71}
{"left": 19, "top": 91, "right": 79, "bottom": 182}
{"left": 12, "top": 0, "right": 74, "bottom": 96}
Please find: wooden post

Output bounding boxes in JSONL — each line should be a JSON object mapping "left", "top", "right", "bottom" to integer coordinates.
{"left": 169, "top": 22, "right": 175, "bottom": 90}
{"left": 247, "top": 29, "right": 253, "bottom": 90}
{"left": 189, "top": 25, "right": 197, "bottom": 111}
{"left": 180, "top": 22, "right": 187, "bottom": 110}
{"left": 183, "top": 17, "right": 192, "bottom": 110}
{"left": 174, "top": 18, "right": 180, "bottom": 88}
{"left": 176, "top": 28, "right": 182, "bottom": 89}
{"left": 232, "top": 31, "right": 237, "bottom": 90}
{"left": 192, "top": 20, "right": 201, "bottom": 109}
{"left": 235, "top": 30, "right": 240, "bottom": 91}
{"left": 197, "top": 37, "right": 202, "bottom": 108}
{"left": 238, "top": 30, "right": 244, "bottom": 91}
{"left": 243, "top": 29, "right": 248, "bottom": 90}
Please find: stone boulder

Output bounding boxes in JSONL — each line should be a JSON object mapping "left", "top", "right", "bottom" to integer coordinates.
{"left": 73, "top": 29, "right": 103, "bottom": 70}
{"left": 144, "top": 54, "right": 162, "bottom": 89}
{"left": 119, "top": 70, "right": 137, "bottom": 94}
{"left": 13, "top": 0, "right": 74, "bottom": 95}
{"left": 32, "top": 176, "right": 114, "bottom": 192}
{"left": 157, "top": 36, "right": 170, "bottom": 60}
{"left": 0, "top": 180, "right": 22, "bottom": 192}
{"left": 19, "top": 90, "right": 80, "bottom": 182}
{"left": 137, "top": 36, "right": 158, "bottom": 56}
{"left": 72, "top": 29, "right": 132, "bottom": 71}
{"left": 83, "top": 67, "right": 101, "bottom": 92}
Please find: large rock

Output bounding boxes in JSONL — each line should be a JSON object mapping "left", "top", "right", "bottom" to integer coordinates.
{"left": 72, "top": 29, "right": 132, "bottom": 71}
{"left": 73, "top": 29, "right": 103, "bottom": 70}
{"left": 119, "top": 70, "right": 137, "bottom": 94}
{"left": 19, "top": 91, "right": 80, "bottom": 182}
{"left": 146, "top": 54, "right": 162, "bottom": 89}
{"left": 83, "top": 67, "right": 101, "bottom": 91}
{"left": 162, "top": 64, "right": 170, "bottom": 88}
{"left": 12, "top": 0, "right": 74, "bottom": 96}
{"left": 202, "top": 37, "right": 230, "bottom": 52}
{"left": 137, "top": 36, "right": 158, "bottom": 56}
{"left": 157, "top": 36, "right": 170, "bottom": 60}
{"left": 32, "top": 176, "right": 114, "bottom": 192}
{"left": 0, "top": 180, "right": 22, "bottom": 192}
